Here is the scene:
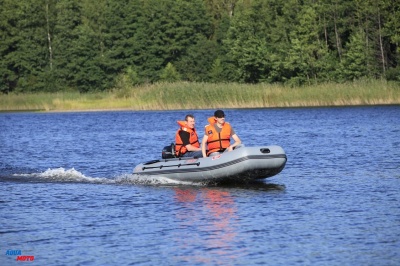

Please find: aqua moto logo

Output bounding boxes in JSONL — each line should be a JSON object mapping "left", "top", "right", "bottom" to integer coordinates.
{"left": 5, "top": 250, "right": 35, "bottom": 261}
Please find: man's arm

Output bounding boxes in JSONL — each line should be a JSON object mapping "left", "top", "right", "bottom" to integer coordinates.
{"left": 179, "top": 131, "right": 200, "bottom": 152}
{"left": 227, "top": 134, "right": 241, "bottom": 152}
{"left": 201, "top": 135, "right": 208, "bottom": 157}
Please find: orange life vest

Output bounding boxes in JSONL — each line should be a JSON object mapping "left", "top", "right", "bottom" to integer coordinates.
{"left": 175, "top": 121, "right": 200, "bottom": 156}
{"left": 204, "top": 117, "right": 231, "bottom": 156}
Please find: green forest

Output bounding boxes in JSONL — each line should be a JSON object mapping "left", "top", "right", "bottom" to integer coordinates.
{"left": 1, "top": 0, "right": 400, "bottom": 94}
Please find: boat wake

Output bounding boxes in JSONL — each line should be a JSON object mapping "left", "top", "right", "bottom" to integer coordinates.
{"left": 1, "top": 166, "right": 284, "bottom": 189}
{"left": 1, "top": 167, "right": 203, "bottom": 186}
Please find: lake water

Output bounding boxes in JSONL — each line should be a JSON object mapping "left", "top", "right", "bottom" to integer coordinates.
{"left": 1, "top": 106, "right": 399, "bottom": 265}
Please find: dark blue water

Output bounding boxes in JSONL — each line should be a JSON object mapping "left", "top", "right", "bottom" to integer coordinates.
{"left": 1, "top": 106, "right": 399, "bottom": 265}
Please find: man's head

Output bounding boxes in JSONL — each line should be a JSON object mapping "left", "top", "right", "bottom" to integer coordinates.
{"left": 214, "top": 110, "right": 225, "bottom": 124}
{"left": 185, "top": 114, "right": 195, "bottom": 129}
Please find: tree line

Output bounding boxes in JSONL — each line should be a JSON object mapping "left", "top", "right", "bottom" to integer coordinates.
{"left": 1, "top": 0, "right": 399, "bottom": 93}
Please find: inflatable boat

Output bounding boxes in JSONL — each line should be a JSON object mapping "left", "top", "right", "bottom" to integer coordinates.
{"left": 133, "top": 144, "right": 287, "bottom": 183}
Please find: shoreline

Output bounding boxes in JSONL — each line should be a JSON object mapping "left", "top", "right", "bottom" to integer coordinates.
{"left": 1, "top": 103, "right": 399, "bottom": 114}
{"left": 1, "top": 80, "right": 399, "bottom": 113}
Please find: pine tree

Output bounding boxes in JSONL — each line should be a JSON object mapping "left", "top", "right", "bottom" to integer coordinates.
{"left": 0, "top": 0, "right": 20, "bottom": 93}
{"left": 52, "top": 0, "right": 82, "bottom": 91}
{"left": 160, "top": 62, "right": 181, "bottom": 82}
{"left": 340, "top": 30, "right": 371, "bottom": 80}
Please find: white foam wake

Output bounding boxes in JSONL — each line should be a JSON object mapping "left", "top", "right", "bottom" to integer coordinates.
{"left": 29, "top": 167, "right": 112, "bottom": 183}
{"left": 14, "top": 168, "right": 202, "bottom": 186}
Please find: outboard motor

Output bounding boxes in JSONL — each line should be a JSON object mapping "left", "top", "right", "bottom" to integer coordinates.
{"left": 162, "top": 143, "right": 176, "bottom": 159}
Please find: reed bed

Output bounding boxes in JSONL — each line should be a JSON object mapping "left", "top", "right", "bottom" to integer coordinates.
{"left": 1, "top": 79, "right": 399, "bottom": 112}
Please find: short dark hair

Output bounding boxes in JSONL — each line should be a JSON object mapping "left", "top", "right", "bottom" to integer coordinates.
{"left": 185, "top": 114, "right": 194, "bottom": 121}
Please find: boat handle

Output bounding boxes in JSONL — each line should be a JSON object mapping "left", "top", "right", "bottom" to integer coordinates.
{"left": 142, "top": 162, "right": 201, "bottom": 170}
{"left": 260, "top": 148, "right": 270, "bottom": 154}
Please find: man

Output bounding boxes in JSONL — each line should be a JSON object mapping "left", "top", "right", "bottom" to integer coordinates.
{"left": 201, "top": 110, "right": 241, "bottom": 157}
{"left": 175, "top": 114, "right": 203, "bottom": 158}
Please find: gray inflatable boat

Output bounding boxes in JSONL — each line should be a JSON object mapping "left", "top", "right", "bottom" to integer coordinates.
{"left": 133, "top": 144, "right": 287, "bottom": 183}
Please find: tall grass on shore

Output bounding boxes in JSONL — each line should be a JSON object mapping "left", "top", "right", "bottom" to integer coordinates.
{"left": 1, "top": 79, "right": 399, "bottom": 112}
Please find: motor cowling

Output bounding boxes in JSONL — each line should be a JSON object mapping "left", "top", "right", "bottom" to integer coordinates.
{"left": 162, "top": 143, "right": 176, "bottom": 159}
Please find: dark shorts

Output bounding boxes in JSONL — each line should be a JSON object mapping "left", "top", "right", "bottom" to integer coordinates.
{"left": 181, "top": 151, "right": 203, "bottom": 158}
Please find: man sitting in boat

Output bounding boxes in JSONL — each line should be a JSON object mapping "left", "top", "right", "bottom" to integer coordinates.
{"left": 201, "top": 110, "right": 241, "bottom": 157}
{"left": 175, "top": 114, "right": 203, "bottom": 158}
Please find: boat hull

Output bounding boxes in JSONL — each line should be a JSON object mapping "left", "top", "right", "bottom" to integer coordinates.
{"left": 133, "top": 145, "right": 287, "bottom": 183}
